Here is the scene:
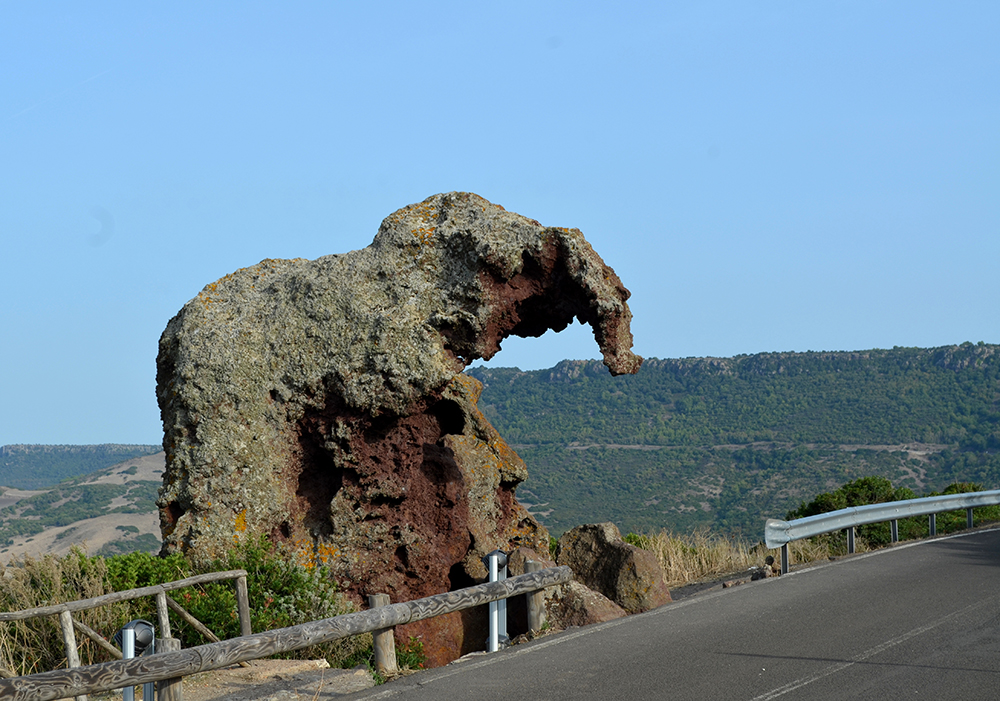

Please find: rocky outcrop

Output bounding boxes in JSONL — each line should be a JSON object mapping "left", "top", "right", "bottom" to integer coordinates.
{"left": 505, "top": 547, "right": 627, "bottom": 631}
{"left": 155, "top": 192, "right": 641, "bottom": 665}
{"left": 546, "top": 580, "right": 628, "bottom": 628}
{"left": 556, "top": 523, "right": 672, "bottom": 614}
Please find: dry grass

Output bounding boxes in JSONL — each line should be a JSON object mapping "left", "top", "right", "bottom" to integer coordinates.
{"left": 0, "top": 548, "right": 131, "bottom": 677}
{"left": 628, "top": 529, "right": 834, "bottom": 587}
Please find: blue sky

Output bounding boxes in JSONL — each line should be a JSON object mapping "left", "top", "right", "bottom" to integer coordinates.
{"left": 1, "top": 2, "right": 997, "bottom": 445}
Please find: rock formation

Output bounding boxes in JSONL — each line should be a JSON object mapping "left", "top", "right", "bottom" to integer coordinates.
{"left": 506, "top": 547, "right": 627, "bottom": 630}
{"left": 556, "top": 523, "right": 672, "bottom": 614}
{"left": 156, "top": 192, "right": 641, "bottom": 665}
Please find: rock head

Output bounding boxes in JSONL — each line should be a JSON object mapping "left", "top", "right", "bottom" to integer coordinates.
{"left": 156, "top": 192, "right": 641, "bottom": 664}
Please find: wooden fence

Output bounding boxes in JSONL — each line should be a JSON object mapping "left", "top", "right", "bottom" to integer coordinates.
{"left": 0, "top": 569, "right": 251, "bottom": 701}
{"left": 0, "top": 565, "right": 572, "bottom": 701}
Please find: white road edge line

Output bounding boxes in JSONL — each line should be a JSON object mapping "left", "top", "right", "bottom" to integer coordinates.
{"left": 748, "top": 591, "right": 995, "bottom": 700}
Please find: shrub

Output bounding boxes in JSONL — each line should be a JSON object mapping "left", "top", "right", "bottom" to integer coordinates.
{"left": 0, "top": 538, "right": 372, "bottom": 678}
{"left": 786, "top": 477, "right": 1000, "bottom": 550}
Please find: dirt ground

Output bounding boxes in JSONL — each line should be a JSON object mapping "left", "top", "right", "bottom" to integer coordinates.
{"left": 90, "top": 659, "right": 375, "bottom": 701}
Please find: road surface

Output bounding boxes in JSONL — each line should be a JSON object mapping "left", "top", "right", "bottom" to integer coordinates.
{"left": 344, "top": 527, "right": 1000, "bottom": 700}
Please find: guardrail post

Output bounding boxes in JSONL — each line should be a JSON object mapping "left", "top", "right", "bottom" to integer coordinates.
{"left": 121, "top": 628, "right": 136, "bottom": 701}
{"left": 780, "top": 544, "right": 789, "bottom": 575}
{"left": 157, "top": 637, "right": 183, "bottom": 701}
{"left": 483, "top": 550, "right": 509, "bottom": 652}
{"left": 891, "top": 519, "right": 899, "bottom": 543}
{"left": 368, "top": 594, "right": 398, "bottom": 675}
{"left": 525, "top": 560, "right": 545, "bottom": 633}
{"left": 968, "top": 507, "right": 975, "bottom": 529}
{"left": 929, "top": 513, "right": 936, "bottom": 536}
{"left": 847, "top": 526, "right": 856, "bottom": 554}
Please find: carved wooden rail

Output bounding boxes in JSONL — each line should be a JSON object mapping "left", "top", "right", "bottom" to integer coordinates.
{"left": 0, "top": 565, "right": 572, "bottom": 701}
{"left": 0, "top": 569, "right": 251, "bottom": 700}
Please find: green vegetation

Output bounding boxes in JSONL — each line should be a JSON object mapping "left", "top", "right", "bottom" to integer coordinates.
{"left": 787, "top": 476, "right": 1000, "bottom": 548}
{"left": 0, "top": 444, "right": 160, "bottom": 490}
{"left": 469, "top": 342, "right": 1000, "bottom": 536}
{"left": 0, "top": 538, "right": 405, "bottom": 678}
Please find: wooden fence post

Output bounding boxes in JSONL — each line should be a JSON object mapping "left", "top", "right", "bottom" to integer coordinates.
{"left": 368, "top": 594, "right": 398, "bottom": 675}
{"left": 156, "top": 590, "right": 173, "bottom": 639}
{"left": 235, "top": 575, "right": 252, "bottom": 638}
{"left": 57, "top": 610, "right": 88, "bottom": 701}
{"left": 156, "top": 638, "right": 183, "bottom": 701}
{"left": 525, "top": 561, "right": 546, "bottom": 633}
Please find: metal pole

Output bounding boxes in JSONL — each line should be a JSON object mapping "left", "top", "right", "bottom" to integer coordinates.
{"left": 483, "top": 550, "right": 510, "bottom": 653}
{"left": 497, "top": 558, "right": 507, "bottom": 644}
{"left": 929, "top": 513, "right": 936, "bottom": 536}
{"left": 891, "top": 519, "right": 898, "bottom": 543}
{"left": 487, "top": 555, "right": 499, "bottom": 653}
{"left": 968, "top": 507, "right": 975, "bottom": 529}
{"left": 122, "top": 629, "right": 135, "bottom": 701}
{"left": 847, "top": 526, "right": 856, "bottom": 554}
{"left": 780, "top": 544, "right": 789, "bottom": 575}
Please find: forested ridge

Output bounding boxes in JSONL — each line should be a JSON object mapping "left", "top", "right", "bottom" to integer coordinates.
{"left": 468, "top": 342, "right": 1000, "bottom": 537}
{"left": 0, "top": 444, "right": 161, "bottom": 490}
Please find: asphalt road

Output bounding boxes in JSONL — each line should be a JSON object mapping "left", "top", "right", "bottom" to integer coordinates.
{"left": 343, "top": 527, "right": 1000, "bottom": 700}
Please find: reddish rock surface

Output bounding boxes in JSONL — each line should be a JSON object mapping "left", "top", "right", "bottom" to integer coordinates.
{"left": 156, "top": 193, "right": 642, "bottom": 665}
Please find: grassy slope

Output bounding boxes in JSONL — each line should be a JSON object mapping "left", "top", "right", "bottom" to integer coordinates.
{"left": 0, "top": 452, "right": 164, "bottom": 561}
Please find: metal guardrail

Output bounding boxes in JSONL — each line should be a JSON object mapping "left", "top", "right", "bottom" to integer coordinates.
{"left": 764, "top": 489, "right": 1000, "bottom": 574}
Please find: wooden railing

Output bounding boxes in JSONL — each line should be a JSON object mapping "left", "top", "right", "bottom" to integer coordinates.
{"left": 0, "top": 565, "right": 572, "bottom": 701}
{"left": 0, "top": 569, "right": 251, "bottom": 701}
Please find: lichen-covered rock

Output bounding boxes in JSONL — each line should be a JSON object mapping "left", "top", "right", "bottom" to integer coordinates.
{"left": 156, "top": 192, "right": 641, "bottom": 665}
{"left": 556, "top": 523, "right": 672, "bottom": 614}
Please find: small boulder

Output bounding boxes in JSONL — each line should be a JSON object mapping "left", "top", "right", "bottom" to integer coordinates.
{"left": 506, "top": 546, "right": 555, "bottom": 576}
{"left": 545, "top": 580, "right": 627, "bottom": 628}
{"left": 556, "top": 523, "right": 672, "bottom": 614}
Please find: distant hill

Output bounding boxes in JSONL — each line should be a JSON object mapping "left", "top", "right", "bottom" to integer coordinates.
{"left": 468, "top": 342, "right": 1000, "bottom": 537}
{"left": 0, "top": 444, "right": 161, "bottom": 490}
{"left": 0, "top": 452, "right": 164, "bottom": 562}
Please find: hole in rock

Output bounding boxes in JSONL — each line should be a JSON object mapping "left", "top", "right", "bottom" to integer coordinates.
{"left": 448, "top": 562, "right": 475, "bottom": 592}
{"left": 395, "top": 545, "right": 410, "bottom": 570}
{"left": 164, "top": 501, "right": 184, "bottom": 527}
{"left": 295, "top": 440, "right": 346, "bottom": 538}
{"left": 421, "top": 443, "right": 462, "bottom": 487}
{"left": 429, "top": 399, "right": 465, "bottom": 437}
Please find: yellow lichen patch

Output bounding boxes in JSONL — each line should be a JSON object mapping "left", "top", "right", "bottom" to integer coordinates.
{"left": 288, "top": 537, "right": 345, "bottom": 569}
{"left": 412, "top": 226, "right": 435, "bottom": 245}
